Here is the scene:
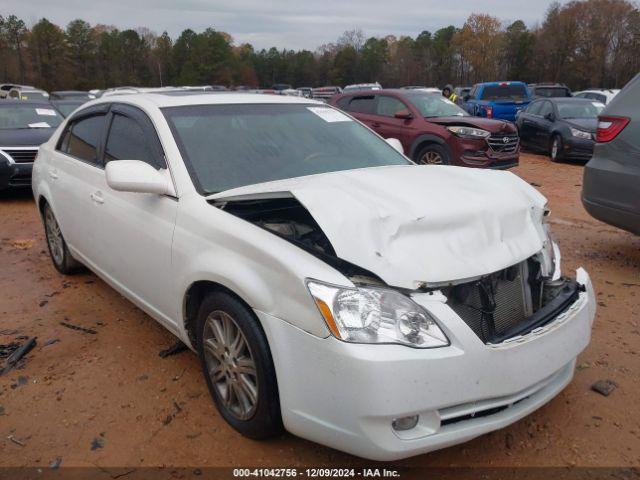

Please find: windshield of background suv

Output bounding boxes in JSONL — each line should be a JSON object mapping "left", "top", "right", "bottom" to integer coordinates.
{"left": 0, "top": 105, "right": 63, "bottom": 129}
{"left": 557, "top": 102, "right": 605, "bottom": 119}
{"left": 163, "top": 103, "right": 412, "bottom": 194}
{"left": 404, "top": 92, "right": 468, "bottom": 117}
{"left": 535, "top": 87, "right": 571, "bottom": 98}
{"left": 481, "top": 85, "right": 528, "bottom": 101}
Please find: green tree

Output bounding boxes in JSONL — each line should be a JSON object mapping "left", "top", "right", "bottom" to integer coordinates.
{"left": 2, "top": 15, "right": 28, "bottom": 83}
{"left": 66, "top": 19, "right": 97, "bottom": 89}
{"left": 29, "top": 18, "right": 68, "bottom": 90}
{"left": 502, "top": 20, "right": 535, "bottom": 81}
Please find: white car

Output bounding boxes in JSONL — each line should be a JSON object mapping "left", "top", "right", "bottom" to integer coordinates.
{"left": 573, "top": 89, "right": 620, "bottom": 104}
{"left": 32, "top": 93, "right": 596, "bottom": 460}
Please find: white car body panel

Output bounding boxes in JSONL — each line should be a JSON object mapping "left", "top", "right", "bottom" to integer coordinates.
{"left": 31, "top": 93, "right": 596, "bottom": 460}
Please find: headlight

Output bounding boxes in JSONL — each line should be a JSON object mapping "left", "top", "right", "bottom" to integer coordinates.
{"left": 446, "top": 126, "right": 491, "bottom": 139}
{"left": 570, "top": 127, "right": 591, "bottom": 140}
{"left": 306, "top": 280, "right": 449, "bottom": 348}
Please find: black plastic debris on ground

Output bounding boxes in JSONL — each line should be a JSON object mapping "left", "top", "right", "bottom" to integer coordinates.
{"left": 60, "top": 320, "right": 97, "bottom": 335}
{"left": 159, "top": 340, "right": 188, "bottom": 358}
{"left": 90, "top": 437, "right": 105, "bottom": 451}
{"left": 1, "top": 337, "right": 37, "bottom": 376}
{"left": 49, "top": 457, "right": 62, "bottom": 469}
{"left": 592, "top": 379, "right": 617, "bottom": 396}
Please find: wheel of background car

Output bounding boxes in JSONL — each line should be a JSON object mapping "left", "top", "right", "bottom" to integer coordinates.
{"left": 415, "top": 144, "right": 450, "bottom": 165}
{"left": 196, "top": 291, "right": 283, "bottom": 439}
{"left": 550, "top": 134, "right": 563, "bottom": 162}
{"left": 43, "top": 203, "right": 82, "bottom": 275}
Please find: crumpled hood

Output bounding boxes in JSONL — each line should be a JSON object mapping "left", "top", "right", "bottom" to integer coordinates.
{"left": 210, "top": 165, "right": 548, "bottom": 289}
{"left": 428, "top": 116, "right": 516, "bottom": 133}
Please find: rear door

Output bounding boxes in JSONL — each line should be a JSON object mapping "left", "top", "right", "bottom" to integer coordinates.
{"left": 335, "top": 94, "right": 377, "bottom": 128}
{"left": 49, "top": 105, "right": 110, "bottom": 261}
{"left": 518, "top": 100, "right": 543, "bottom": 147}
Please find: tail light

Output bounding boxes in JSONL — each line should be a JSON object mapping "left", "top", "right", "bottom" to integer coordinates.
{"left": 485, "top": 106, "right": 493, "bottom": 118}
{"left": 596, "top": 116, "right": 629, "bottom": 143}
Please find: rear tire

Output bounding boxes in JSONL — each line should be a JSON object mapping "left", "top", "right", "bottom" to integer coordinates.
{"left": 196, "top": 291, "right": 283, "bottom": 439}
{"left": 414, "top": 144, "right": 450, "bottom": 165}
{"left": 550, "top": 135, "right": 564, "bottom": 162}
{"left": 43, "top": 203, "right": 82, "bottom": 275}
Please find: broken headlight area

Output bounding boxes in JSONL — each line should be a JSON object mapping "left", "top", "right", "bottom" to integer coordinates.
{"left": 306, "top": 280, "right": 449, "bottom": 348}
{"left": 444, "top": 256, "right": 581, "bottom": 345}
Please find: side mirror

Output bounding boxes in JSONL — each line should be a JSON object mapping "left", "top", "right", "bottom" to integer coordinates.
{"left": 394, "top": 109, "right": 413, "bottom": 120}
{"left": 105, "top": 160, "right": 171, "bottom": 195}
{"left": 385, "top": 138, "right": 404, "bottom": 154}
{"left": 545, "top": 112, "right": 555, "bottom": 121}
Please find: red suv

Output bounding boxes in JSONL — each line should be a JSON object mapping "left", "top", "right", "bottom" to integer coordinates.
{"left": 330, "top": 89, "right": 519, "bottom": 168}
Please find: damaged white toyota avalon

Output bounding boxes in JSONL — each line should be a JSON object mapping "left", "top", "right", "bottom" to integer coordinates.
{"left": 32, "top": 93, "right": 596, "bottom": 460}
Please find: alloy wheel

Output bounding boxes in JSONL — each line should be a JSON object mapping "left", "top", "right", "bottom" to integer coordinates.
{"left": 551, "top": 138, "right": 559, "bottom": 159}
{"left": 45, "top": 208, "right": 64, "bottom": 266}
{"left": 203, "top": 310, "right": 259, "bottom": 420}
{"left": 420, "top": 151, "right": 443, "bottom": 165}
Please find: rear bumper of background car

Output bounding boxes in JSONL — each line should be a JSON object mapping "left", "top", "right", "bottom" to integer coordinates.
{"left": 257, "top": 268, "right": 595, "bottom": 460}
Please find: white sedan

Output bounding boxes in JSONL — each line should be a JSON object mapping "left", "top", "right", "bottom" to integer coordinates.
{"left": 32, "top": 93, "right": 596, "bottom": 460}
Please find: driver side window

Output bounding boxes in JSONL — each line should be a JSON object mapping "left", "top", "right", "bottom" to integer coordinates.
{"left": 375, "top": 96, "right": 408, "bottom": 117}
{"left": 104, "top": 112, "right": 165, "bottom": 169}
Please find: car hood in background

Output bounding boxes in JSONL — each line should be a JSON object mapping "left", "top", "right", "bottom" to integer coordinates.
{"left": 0, "top": 127, "right": 57, "bottom": 146}
{"left": 564, "top": 118, "right": 598, "bottom": 133}
{"left": 210, "top": 166, "right": 548, "bottom": 289}
{"left": 427, "top": 116, "right": 516, "bottom": 133}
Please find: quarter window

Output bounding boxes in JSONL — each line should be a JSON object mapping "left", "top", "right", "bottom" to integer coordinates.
{"left": 105, "top": 114, "right": 162, "bottom": 169}
{"left": 61, "top": 115, "right": 105, "bottom": 165}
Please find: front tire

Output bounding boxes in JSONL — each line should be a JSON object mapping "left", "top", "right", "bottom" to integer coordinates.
{"left": 196, "top": 291, "right": 283, "bottom": 439}
{"left": 43, "top": 203, "right": 82, "bottom": 275}
{"left": 550, "top": 134, "right": 564, "bottom": 162}
{"left": 414, "top": 143, "right": 450, "bottom": 165}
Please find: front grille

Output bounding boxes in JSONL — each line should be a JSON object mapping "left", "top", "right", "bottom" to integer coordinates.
{"left": 487, "top": 133, "right": 519, "bottom": 153}
{"left": 445, "top": 258, "right": 580, "bottom": 344}
{"left": 446, "top": 262, "right": 532, "bottom": 342}
{"left": 2, "top": 148, "right": 38, "bottom": 163}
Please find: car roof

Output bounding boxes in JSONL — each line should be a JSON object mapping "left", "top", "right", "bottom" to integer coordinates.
{"left": 0, "top": 99, "right": 54, "bottom": 107}
{"left": 543, "top": 97, "right": 598, "bottom": 104}
{"left": 82, "top": 92, "right": 323, "bottom": 109}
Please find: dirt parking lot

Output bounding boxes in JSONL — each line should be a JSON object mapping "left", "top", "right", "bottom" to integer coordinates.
{"left": 0, "top": 153, "right": 639, "bottom": 469}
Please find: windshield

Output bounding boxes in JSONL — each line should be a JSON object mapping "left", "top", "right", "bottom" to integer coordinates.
{"left": 534, "top": 87, "right": 571, "bottom": 98}
{"left": 557, "top": 102, "right": 604, "bottom": 119}
{"left": 404, "top": 92, "right": 468, "bottom": 117}
{"left": 481, "top": 85, "right": 528, "bottom": 101}
{"left": 163, "top": 103, "right": 411, "bottom": 194}
{"left": 0, "top": 105, "right": 63, "bottom": 129}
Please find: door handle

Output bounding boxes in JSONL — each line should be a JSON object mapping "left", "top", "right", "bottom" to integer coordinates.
{"left": 90, "top": 192, "right": 104, "bottom": 204}
{"left": 49, "top": 169, "right": 59, "bottom": 180}
{"left": 371, "top": 122, "right": 381, "bottom": 128}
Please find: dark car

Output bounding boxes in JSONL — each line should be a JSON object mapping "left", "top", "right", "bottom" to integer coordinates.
{"left": 582, "top": 74, "right": 640, "bottom": 235}
{"left": 0, "top": 100, "right": 64, "bottom": 190}
{"left": 50, "top": 99, "right": 89, "bottom": 118}
{"left": 516, "top": 98, "right": 604, "bottom": 162}
{"left": 50, "top": 90, "right": 94, "bottom": 100}
{"left": 330, "top": 89, "right": 519, "bottom": 168}
{"left": 528, "top": 83, "right": 572, "bottom": 98}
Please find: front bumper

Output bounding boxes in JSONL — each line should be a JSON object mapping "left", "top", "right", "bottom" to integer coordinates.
{"left": 0, "top": 158, "right": 32, "bottom": 189}
{"left": 258, "top": 268, "right": 595, "bottom": 460}
{"left": 563, "top": 136, "right": 595, "bottom": 160}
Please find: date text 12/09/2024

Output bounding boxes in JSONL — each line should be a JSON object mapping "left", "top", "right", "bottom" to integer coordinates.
{"left": 233, "top": 469, "right": 401, "bottom": 478}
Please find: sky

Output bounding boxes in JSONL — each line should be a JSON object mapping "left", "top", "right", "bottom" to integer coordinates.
{"left": 3, "top": 0, "right": 565, "bottom": 50}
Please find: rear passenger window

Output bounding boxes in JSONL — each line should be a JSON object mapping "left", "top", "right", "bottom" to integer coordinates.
{"left": 376, "top": 96, "right": 408, "bottom": 117}
{"left": 61, "top": 115, "right": 105, "bottom": 165}
{"left": 104, "top": 114, "right": 162, "bottom": 169}
{"left": 347, "top": 96, "right": 375, "bottom": 114}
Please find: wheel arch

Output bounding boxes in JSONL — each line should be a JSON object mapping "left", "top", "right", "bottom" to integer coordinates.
{"left": 408, "top": 134, "right": 447, "bottom": 160}
{"left": 182, "top": 279, "right": 260, "bottom": 349}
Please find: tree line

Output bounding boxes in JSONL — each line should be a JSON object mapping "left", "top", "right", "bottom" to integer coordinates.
{"left": 0, "top": 0, "right": 638, "bottom": 93}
